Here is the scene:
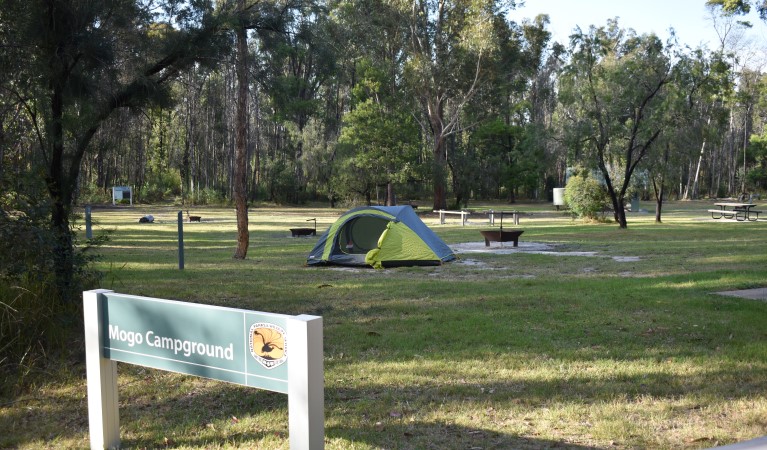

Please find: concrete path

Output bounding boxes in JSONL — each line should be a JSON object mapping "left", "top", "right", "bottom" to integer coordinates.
{"left": 716, "top": 288, "right": 767, "bottom": 301}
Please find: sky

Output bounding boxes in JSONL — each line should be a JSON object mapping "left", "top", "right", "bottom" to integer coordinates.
{"left": 508, "top": 0, "right": 767, "bottom": 63}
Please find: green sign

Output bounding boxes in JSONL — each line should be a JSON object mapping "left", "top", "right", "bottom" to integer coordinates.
{"left": 102, "top": 293, "right": 289, "bottom": 393}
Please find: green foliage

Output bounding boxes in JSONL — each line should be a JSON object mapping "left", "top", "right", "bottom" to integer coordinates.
{"left": 564, "top": 170, "right": 609, "bottom": 220}
{"left": 746, "top": 167, "right": 767, "bottom": 190}
{"left": 0, "top": 183, "right": 104, "bottom": 394}
{"left": 265, "top": 159, "right": 304, "bottom": 204}
{"left": 300, "top": 119, "right": 338, "bottom": 204}
{"left": 329, "top": 143, "right": 375, "bottom": 206}
{"left": 191, "top": 187, "right": 227, "bottom": 206}
{"left": 0, "top": 280, "right": 83, "bottom": 396}
{"left": 142, "top": 169, "right": 183, "bottom": 203}
{"left": 706, "top": 0, "right": 767, "bottom": 21}
{"left": 465, "top": 119, "right": 547, "bottom": 201}
{"left": 333, "top": 58, "right": 420, "bottom": 204}
{"left": 747, "top": 133, "right": 767, "bottom": 191}
{"left": 559, "top": 23, "right": 672, "bottom": 227}
{"left": 77, "top": 183, "right": 112, "bottom": 205}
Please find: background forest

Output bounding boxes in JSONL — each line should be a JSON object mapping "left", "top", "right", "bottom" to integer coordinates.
{"left": 6, "top": 1, "right": 767, "bottom": 215}
{"left": 2, "top": 0, "right": 767, "bottom": 391}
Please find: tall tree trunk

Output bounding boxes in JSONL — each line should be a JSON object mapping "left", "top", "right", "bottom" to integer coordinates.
{"left": 598, "top": 160, "right": 628, "bottom": 229}
{"left": 233, "top": 4, "right": 249, "bottom": 260}
{"left": 653, "top": 143, "right": 670, "bottom": 223}
{"left": 251, "top": 88, "right": 261, "bottom": 196}
{"left": 386, "top": 181, "right": 395, "bottom": 206}
{"left": 688, "top": 139, "right": 706, "bottom": 200}
{"left": 0, "top": 120, "right": 5, "bottom": 183}
{"left": 47, "top": 80, "right": 76, "bottom": 302}
{"left": 653, "top": 179, "right": 664, "bottom": 223}
{"left": 429, "top": 106, "right": 448, "bottom": 210}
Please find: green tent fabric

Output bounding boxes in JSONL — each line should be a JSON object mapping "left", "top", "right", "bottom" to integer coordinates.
{"left": 306, "top": 206, "right": 455, "bottom": 268}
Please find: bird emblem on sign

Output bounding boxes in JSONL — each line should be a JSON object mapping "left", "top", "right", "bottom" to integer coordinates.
{"left": 249, "top": 323, "right": 287, "bottom": 369}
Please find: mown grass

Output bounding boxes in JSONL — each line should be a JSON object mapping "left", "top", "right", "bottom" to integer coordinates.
{"left": 1, "top": 201, "right": 766, "bottom": 449}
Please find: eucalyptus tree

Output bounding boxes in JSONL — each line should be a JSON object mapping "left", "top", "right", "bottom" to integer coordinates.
{"left": 1, "top": 0, "right": 241, "bottom": 301}
{"left": 748, "top": 109, "right": 767, "bottom": 190}
{"left": 329, "top": 0, "right": 417, "bottom": 204}
{"left": 644, "top": 49, "right": 711, "bottom": 221}
{"left": 745, "top": 72, "right": 767, "bottom": 190}
{"left": 559, "top": 22, "right": 672, "bottom": 228}
{"left": 336, "top": 59, "right": 420, "bottom": 205}
{"left": 504, "top": 15, "right": 558, "bottom": 201}
{"left": 233, "top": 0, "right": 250, "bottom": 259}
{"left": 677, "top": 50, "right": 733, "bottom": 200}
{"left": 452, "top": 14, "right": 554, "bottom": 205}
{"left": 402, "top": 0, "right": 516, "bottom": 210}
{"left": 706, "top": 0, "right": 767, "bottom": 20}
{"left": 256, "top": 1, "right": 338, "bottom": 201}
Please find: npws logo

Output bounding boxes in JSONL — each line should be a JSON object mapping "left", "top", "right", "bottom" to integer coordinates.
{"left": 249, "top": 323, "right": 287, "bottom": 369}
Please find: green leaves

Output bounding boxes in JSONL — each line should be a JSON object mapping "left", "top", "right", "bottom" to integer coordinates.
{"left": 334, "top": 58, "right": 420, "bottom": 202}
{"left": 559, "top": 22, "right": 673, "bottom": 227}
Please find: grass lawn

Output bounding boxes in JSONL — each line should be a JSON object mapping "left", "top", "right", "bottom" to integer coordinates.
{"left": 2, "top": 200, "right": 766, "bottom": 449}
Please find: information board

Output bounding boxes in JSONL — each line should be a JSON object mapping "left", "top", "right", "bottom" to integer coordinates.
{"left": 102, "top": 293, "right": 291, "bottom": 393}
{"left": 84, "top": 290, "right": 323, "bottom": 449}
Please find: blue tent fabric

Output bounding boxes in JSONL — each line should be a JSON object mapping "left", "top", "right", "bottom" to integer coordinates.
{"left": 306, "top": 206, "right": 455, "bottom": 267}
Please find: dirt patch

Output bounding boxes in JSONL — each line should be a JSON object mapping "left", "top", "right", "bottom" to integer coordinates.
{"left": 450, "top": 242, "right": 640, "bottom": 262}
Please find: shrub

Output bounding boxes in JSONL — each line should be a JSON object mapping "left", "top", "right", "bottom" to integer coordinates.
{"left": 142, "top": 170, "right": 183, "bottom": 202}
{"left": 77, "top": 183, "right": 112, "bottom": 205}
{"left": 192, "top": 187, "right": 226, "bottom": 206}
{"left": 0, "top": 196, "right": 103, "bottom": 394}
{"left": 564, "top": 171, "right": 609, "bottom": 220}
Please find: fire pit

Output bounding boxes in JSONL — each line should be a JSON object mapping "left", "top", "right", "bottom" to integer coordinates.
{"left": 480, "top": 211, "right": 524, "bottom": 247}
{"left": 290, "top": 218, "right": 317, "bottom": 237}
{"left": 480, "top": 229, "right": 524, "bottom": 247}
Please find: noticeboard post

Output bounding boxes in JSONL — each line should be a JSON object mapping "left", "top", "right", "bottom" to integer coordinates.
{"left": 111, "top": 186, "right": 133, "bottom": 206}
{"left": 83, "top": 289, "right": 323, "bottom": 449}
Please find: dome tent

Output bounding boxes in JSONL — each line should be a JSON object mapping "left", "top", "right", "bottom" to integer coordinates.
{"left": 306, "top": 206, "right": 456, "bottom": 268}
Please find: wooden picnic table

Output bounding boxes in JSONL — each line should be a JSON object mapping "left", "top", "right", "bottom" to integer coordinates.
{"left": 486, "top": 210, "right": 526, "bottom": 225}
{"left": 708, "top": 202, "right": 761, "bottom": 222}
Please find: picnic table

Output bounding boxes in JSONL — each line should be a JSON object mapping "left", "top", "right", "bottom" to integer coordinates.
{"left": 708, "top": 202, "right": 762, "bottom": 222}
{"left": 486, "top": 210, "right": 526, "bottom": 226}
{"left": 434, "top": 210, "right": 471, "bottom": 226}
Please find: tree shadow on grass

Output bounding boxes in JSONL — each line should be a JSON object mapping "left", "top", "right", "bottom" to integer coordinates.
{"left": 325, "top": 421, "right": 601, "bottom": 450}
{"left": 1, "top": 370, "right": 603, "bottom": 449}
{"left": 5, "top": 355, "right": 763, "bottom": 449}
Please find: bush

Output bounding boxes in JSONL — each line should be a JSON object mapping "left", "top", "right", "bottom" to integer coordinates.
{"left": 191, "top": 187, "right": 226, "bottom": 206}
{"left": 142, "top": 170, "right": 183, "bottom": 202}
{"left": 0, "top": 196, "right": 103, "bottom": 394}
{"left": 0, "top": 279, "right": 83, "bottom": 395}
{"left": 564, "top": 171, "right": 609, "bottom": 220}
{"left": 266, "top": 160, "right": 305, "bottom": 204}
{"left": 77, "top": 183, "right": 112, "bottom": 205}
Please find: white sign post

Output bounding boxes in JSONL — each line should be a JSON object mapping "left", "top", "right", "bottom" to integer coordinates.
{"left": 84, "top": 289, "right": 120, "bottom": 449}
{"left": 288, "top": 316, "right": 325, "bottom": 450}
{"left": 83, "top": 289, "right": 324, "bottom": 449}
